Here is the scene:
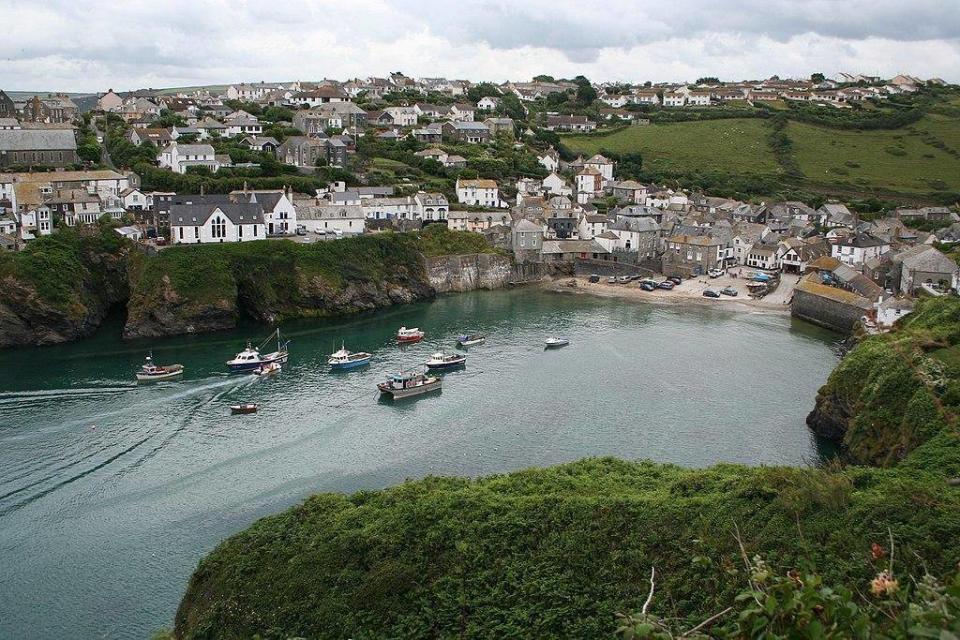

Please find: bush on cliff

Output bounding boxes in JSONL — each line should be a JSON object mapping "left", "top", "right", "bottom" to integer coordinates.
{"left": 173, "top": 451, "right": 960, "bottom": 640}
{"left": 0, "top": 225, "right": 128, "bottom": 310}
{"left": 808, "top": 296, "right": 960, "bottom": 466}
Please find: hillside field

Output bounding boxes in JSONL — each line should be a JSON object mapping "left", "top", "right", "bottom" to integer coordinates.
{"left": 561, "top": 118, "right": 781, "bottom": 176}
{"left": 788, "top": 116, "right": 960, "bottom": 194}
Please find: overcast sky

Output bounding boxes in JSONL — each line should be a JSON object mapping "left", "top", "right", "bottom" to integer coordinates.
{"left": 2, "top": 0, "right": 958, "bottom": 92}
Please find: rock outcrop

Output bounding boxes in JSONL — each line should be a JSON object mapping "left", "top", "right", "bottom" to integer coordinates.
{"left": 425, "top": 253, "right": 517, "bottom": 293}
{"left": 0, "top": 235, "right": 130, "bottom": 348}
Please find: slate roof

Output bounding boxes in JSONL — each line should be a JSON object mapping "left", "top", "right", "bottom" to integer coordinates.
{"left": 0, "top": 129, "right": 77, "bottom": 151}
{"left": 169, "top": 202, "right": 264, "bottom": 226}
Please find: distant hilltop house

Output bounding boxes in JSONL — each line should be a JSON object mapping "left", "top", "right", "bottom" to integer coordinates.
{"left": 544, "top": 114, "right": 596, "bottom": 132}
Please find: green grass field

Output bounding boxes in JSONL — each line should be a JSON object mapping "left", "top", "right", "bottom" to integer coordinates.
{"left": 788, "top": 116, "right": 960, "bottom": 193}
{"left": 562, "top": 118, "right": 780, "bottom": 176}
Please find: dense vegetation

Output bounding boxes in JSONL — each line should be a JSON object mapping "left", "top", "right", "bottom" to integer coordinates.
{"left": 172, "top": 298, "right": 960, "bottom": 639}
{"left": 0, "top": 222, "right": 128, "bottom": 310}
{"left": 810, "top": 296, "right": 960, "bottom": 466}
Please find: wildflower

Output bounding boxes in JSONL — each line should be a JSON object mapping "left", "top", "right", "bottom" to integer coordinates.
{"left": 870, "top": 570, "right": 899, "bottom": 597}
{"left": 870, "top": 543, "right": 886, "bottom": 561}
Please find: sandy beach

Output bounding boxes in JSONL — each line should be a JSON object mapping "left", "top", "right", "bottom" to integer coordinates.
{"left": 542, "top": 271, "right": 800, "bottom": 315}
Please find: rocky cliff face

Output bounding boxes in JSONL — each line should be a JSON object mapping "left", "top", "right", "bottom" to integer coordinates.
{"left": 0, "top": 243, "right": 130, "bottom": 349}
{"left": 426, "top": 253, "right": 527, "bottom": 293}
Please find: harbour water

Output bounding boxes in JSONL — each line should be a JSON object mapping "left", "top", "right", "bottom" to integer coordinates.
{"left": 0, "top": 289, "right": 839, "bottom": 639}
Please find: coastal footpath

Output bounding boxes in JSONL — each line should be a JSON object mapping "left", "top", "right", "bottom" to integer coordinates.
{"left": 0, "top": 225, "right": 522, "bottom": 347}
{"left": 171, "top": 297, "right": 960, "bottom": 639}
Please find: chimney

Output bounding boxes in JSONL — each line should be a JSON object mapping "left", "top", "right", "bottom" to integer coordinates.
{"left": 200, "top": 184, "right": 205, "bottom": 196}
{"left": 243, "top": 180, "right": 248, "bottom": 194}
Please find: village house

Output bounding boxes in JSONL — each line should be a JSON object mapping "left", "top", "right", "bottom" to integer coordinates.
{"left": 170, "top": 202, "right": 265, "bottom": 244}
{"left": 542, "top": 171, "right": 571, "bottom": 196}
{"left": 230, "top": 189, "right": 298, "bottom": 235}
{"left": 577, "top": 213, "right": 609, "bottom": 240}
{"left": 483, "top": 117, "right": 515, "bottom": 138}
{"left": 610, "top": 180, "right": 648, "bottom": 204}
{"left": 477, "top": 96, "right": 501, "bottom": 111}
{"left": 223, "top": 113, "right": 263, "bottom": 138}
{"left": 574, "top": 167, "right": 604, "bottom": 204}
{"left": 545, "top": 114, "right": 596, "bottom": 132}
{"left": 537, "top": 147, "right": 560, "bottom": 172}
{"left": 128, "top": 127, "right": 173, "bottom": 147}
{"left": 455, "top": 178, "right": 501, "bottom": 207}
{"left": 442, "top": 121, "right": 490, "bottom": 144}
{"left": 446, "top": 210, "right": 511, "bottom": 232}
{"left": 290, "top": 85, "right": 350, "bottom": 107}
{"left": 157, "top": 142, "right": 220, "bottom": 174}
{"left": 296, "top": 203, "right": 365, "bottom": 236}
{"left": 609, "top": 217, "right": 661, "bottom": 260}
{"left": 97, "top": 89, "right": 124, "bottom": 112}
{"left": 512, "top": 218, "right": 545, "bottom": 257}
{"left": 831, "top": 232, "right": 890, "bottom": 268}
{"left": 661, "top": 233, "right": 724, "bottom": 277}
{"left": 778, "top": 237, "right": 830, "bottom": 273}
{"left": 892, "top": 245, "right": 959, "bottom": 294}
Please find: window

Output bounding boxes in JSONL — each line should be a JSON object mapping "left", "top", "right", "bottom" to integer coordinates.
{"left": 253, "top": 226, "right": 258, "bottom": 236}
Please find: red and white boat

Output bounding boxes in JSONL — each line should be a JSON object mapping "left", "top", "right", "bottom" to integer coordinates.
{"left": 396, "top": 326, "right": 425, "bottom": 344}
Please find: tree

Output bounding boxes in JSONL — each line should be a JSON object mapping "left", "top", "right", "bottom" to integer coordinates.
{"left": 533, "top": 75, "right": 555, "bottom": 82}
{"left": 78, "top": 143, "right": 102, "bottom": 163}
{"left": 696, "top": 76, "right": 720, "bottom": 84}
{"left": 811, "top": 72, "right": 826, "bottom": 83}
{"left": 573, "top": 76, "right": 597, "bottom": 106}
{"left": 467, "top": 82, "right": 502, "bottom": 103}
{"left": 500, "top": 93, "right": 526, "bottom": 121}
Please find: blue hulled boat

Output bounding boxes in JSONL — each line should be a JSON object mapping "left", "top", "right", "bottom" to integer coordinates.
{"left": 328, "top": 345, "right": 372, "bottom": 370}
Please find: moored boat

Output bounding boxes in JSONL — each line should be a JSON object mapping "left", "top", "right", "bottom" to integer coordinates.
{"left": 136, "top": 355, "right": 184, "bottom": 382}
{"left": 425, "top": 352, "right": 466, "bottom": 370}
{"left": 456, "top": 334, "right": 486, "bottom": 347}
{"left": 230, "top": 403, "right": 258, "bottom": 414}
{"left": 544, "top": 337, "right": 570, "bottom": 348}
{"left": 396, "top": 327, "right": 425, "bottom": 344}
{"left": 327, "top": 345, "right": 372, "bottom": 370}
{"left": 377, "top": 370, "right": 442, "bottom": 399}
{"left": 227, "top": 329, "right": 290, "bottom": 372}
{"left": 254, "top": 362, "right": 281, "bottom": 377}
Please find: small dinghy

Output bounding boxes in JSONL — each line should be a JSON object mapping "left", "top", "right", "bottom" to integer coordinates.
{"left": 396, "top": 327, "right": 425, "bottom": 344}
{"left": 377, "top": 370, "right": 442, "bottom": 399}
{"left": 456, "top": 334, "right": 486, "bottom": 347}
{"left": 328, "top": 344, "right": 372, "bottom": 370}
{"left": 254, "top": 362, "right": 281, "bottom": 377}
{"left": 425, "top": 352, "right": 467, "bottom": 370}
{"left": 544, "top": 337, "right": 570, "bottom": 348}
{"left": 231, "top": 403, "right": 258, "bottom": 415}
{"left": 136, "top": 355, "right": 184, "bottom": 382}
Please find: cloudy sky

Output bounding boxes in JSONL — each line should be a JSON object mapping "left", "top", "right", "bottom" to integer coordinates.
{"left": 2, "top": 0, "right": 958, "bottom": 92}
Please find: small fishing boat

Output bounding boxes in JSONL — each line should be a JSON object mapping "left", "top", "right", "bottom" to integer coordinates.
{"left": 425, "top": 352, "right": 467, "bottom": 370}
{"left": 227, "top": 329, "right": 290, "bottom": 372}
{"left": 254, "top": 362, "right": 281, "bottom": 377}
{"left": 456, "top": 334, "right": 486, "bottom": 347}
{"left": 230, "top": 403, "right": 258, "bottom": 414}
{"left": 136, "top": 355, "right": 184, "bottom": 382}
{"left": 396, "top": 327, "right": 425, "bottom": 344}
{"left": 544, "top": 337, "right": 570, "bottom": 348}
{"left": 327, "top": 345, "right": 372, "bottom": 370}
{"left": 377, "top": 370, "right": 442, "bottom": 399}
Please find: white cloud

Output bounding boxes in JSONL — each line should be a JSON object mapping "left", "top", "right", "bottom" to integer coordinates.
{"left": 0, "top": 0, "right": 957, "bottom": 92}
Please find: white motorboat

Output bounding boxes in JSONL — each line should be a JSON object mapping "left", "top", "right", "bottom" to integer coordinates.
{"left": 544, "top": 337, "right": 570, "bottom": 348}
{"left": 135, "top": 355, "right": 184, "bottom": 382}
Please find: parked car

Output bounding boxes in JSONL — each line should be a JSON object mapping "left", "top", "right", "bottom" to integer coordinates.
{"left": 640, "top": 281, "right": 657, "bottom": 291}
{"left": 703, "top": 289, "right": 721, "bottom": 298}
{"left": 668, "top": 276, "right": 682, "bottom": 285}
{"left": 707, "top": 268, "right": 725, "bottom": 278}
{"left": 588, "top": 274, "right": 600, "bottom": 283}
{"left": 658, "top": 280, "right": 675, "bottom": 290}
{"left": 296, "top": 225, "right": 307, "bottom": 236}
{"left": 721, "top": 287, "right": 739, "bottom": 297}
{"left": 607, "top": 276, "right": 617, "bottom": 284}
{"left": 618, "top": 275, "right": 631, "bottom": 284}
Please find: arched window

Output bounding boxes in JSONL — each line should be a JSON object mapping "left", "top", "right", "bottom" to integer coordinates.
{"left": 212, "top": 216, "right": 226, "bottom": 238}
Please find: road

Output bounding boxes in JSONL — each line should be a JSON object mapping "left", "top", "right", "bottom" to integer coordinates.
{"left": 91, "top": 117, "right": 117, "bottom": 170}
